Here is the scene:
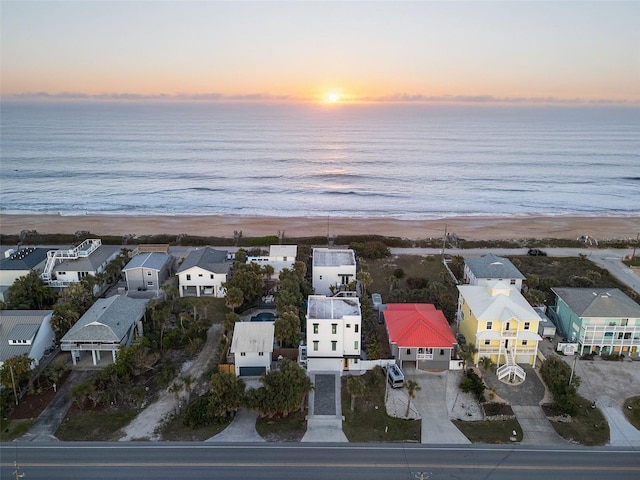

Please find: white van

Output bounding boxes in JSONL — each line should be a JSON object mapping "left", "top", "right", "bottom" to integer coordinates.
{"left": 385, "top": 364, "right": 404, "bottom": 388}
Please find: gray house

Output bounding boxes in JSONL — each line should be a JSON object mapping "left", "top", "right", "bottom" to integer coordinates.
{"left": 60, "top": 295, "right": 148, "bottom": 366}
{"left": 0, "top": 248, "right": 51, "bottom": 302}
{"left": 122, "top": 252, "right": 172, "bottom": 295}
{"left": 463, "top": 253, "right": 525, "bottom": 290}
{"left": 0, "top": 310, "right": 55, "bottom": 368}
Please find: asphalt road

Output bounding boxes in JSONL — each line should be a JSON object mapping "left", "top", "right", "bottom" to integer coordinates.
{"left": 3, "top": 443, "right": 640, "bottom": 480}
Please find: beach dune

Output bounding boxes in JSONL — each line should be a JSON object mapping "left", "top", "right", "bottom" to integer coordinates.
{"left": 1, "top": 213, "right": 638, "bottom": 242}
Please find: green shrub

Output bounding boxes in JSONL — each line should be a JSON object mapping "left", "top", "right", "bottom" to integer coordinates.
{"left": 460, "top": 369, "right": 485, "bottom": 402}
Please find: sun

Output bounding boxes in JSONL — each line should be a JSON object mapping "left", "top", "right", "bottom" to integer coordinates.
{"left": 324, "top": 92, "right": 342, "bottom": 104}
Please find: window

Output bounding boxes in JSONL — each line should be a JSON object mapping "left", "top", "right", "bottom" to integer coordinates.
{"left": 147, "top": 281, "right": 153, "bottom": 286}
{"left": 186, "top": 274, "right": 191, "bottom": 281}
{"left": 440, "top": 349, "right": 445, "bottom": 356}
{"left": 198, "top": 273, "right": 203, "bottom": 277}
{"left": 522, "top": 340, "right": 528, "bottom": 346}
{"left": 319, "top": 275, "right": 323, "bottom": 280}
{"left": 406, "top": 349, "right": 411, "bottom": 355}
{"left": 418, "top": 348, "right": 424, "bottom": 354}
{"left": 354, "top": 341, "right": 359, "bottom": 350}
{"left": 210, "top": 274, "right": 214, "bottom": 279}
{"left": 313, "top": 341, "right": 319, "bottom": 351}
{"left": 355, "top": 324, "right": 359, "bottom": 333}
{"left": 331, "top": 341, "right": 337, "bottom": 351}
{"left": 524, "top": 322, "right": 530, "bottom": 330}
{"left": 510, "top": 279, "right": 516, "bottom": 285}
{"left": 258, "top": 352, "right": 264, "bottom": 356}
{"left": 240, "top": 352, "right": 246, "bottom": 356}
{"left": 484, "top": 340, "right": 491, "bottom": 345}
{"left": 332, "top": 324, "right": 337, "bottom": 334}
{"left": 346, "top": 324, "right": 351, "bottom": 328}
{"left": 283, "top": 256, "right": 287, "bottom": 261}
{"left": 486, "top": 321, "right": 493, "bottom": 330}
{"left": 313, "top": 323, "right": 319, "bottom": 334}
{"left": 147, "top": 271, "right": 152, "bottom": 276}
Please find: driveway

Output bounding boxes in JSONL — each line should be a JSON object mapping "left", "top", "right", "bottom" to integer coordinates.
{"left": 302, "top": 372, "right": 348, "bottom": 442}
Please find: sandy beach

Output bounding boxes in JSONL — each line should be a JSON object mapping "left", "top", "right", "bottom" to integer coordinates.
{"left": 1, "top": 213, "right": 638, "bottom": 242}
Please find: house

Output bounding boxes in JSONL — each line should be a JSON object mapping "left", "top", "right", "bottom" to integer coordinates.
{"left": 0, "top": 247, "right": 51, "bottom": 302}
{"left": 463, "top": 253, "right": 525, "bottom": 290}
{"left": 0, "top": 310, "right": 55, "bottom": 368}
{"left": 122, "top": 252, "right": 172, "bottom": 295}
{"left": 551, "top": 287, "right": 640, "bottom": 357}
{"left": 177, "top": 248, "right": 230, "bottom": 298}
{"left": 306, "top": 294, "right": 361, "bottom": 371}
{"left": 60, "top": 295, "right": 148, "bottom": 366}
{"left": 457, "top": 281, "right": 541, "bottom": 381}
{"left": 246, "top": 245, "right": 297, "bottom": 274}
{"left": 383, "top": 304, "right": 457, "bottom": 370}
{"left": 230, "top": 321, "right": 275, "bottom": 376}
{"left": 44, "top": 239, "right": 121, "bottom": 288}
{"left": 312, "top": 248, "right": 356, "bottom": 296}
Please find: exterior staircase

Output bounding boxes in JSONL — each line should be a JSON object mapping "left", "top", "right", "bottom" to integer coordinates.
{"left": 497, "top": 349, "right": 526, "bottom": 383}
{"left": 41, "top": 238, "right": 101, "bottom": 285}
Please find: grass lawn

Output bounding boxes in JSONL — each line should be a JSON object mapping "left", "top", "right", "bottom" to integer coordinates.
{"left": 622, "top": 396, "right": 640, "bottom": 431}
{"left": 56, "top": 406, "right": 138, "bottom": 441}
{"left": 256, "top": 410, "right": 307, "bottom": 442}
{"left": 543, "top": 396, "right": 609, "bottom": 446}
{"left": 452, "top": 419, "right": 522, "bottom": 444}
{"left": 341, "top": 369, "right": 421, "bottom": 443}
{"left": 0, "top": 418, "right": 34, "bottom": 442}
{"left": 158, "top": 412, "right": 232, "bottom": 441}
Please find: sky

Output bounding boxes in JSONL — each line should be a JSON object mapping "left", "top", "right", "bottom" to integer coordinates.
{"left": 1, "top": 1, "right": 639, "bottom": 104}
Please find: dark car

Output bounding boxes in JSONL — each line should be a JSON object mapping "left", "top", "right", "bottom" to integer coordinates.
{"left": 528, "top": 248, "right": 547, "bottom": 256}
{"left": 456, "top": 333, "right": 466, "bottom": 346}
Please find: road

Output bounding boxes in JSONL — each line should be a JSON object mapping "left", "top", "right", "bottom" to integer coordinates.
{"left": 2, "top": 443, "right": 639, "bottom": 480}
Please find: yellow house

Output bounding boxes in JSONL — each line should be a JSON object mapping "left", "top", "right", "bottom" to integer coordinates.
{"left": 457, "top": 281, "right": 542, "bottom": 371}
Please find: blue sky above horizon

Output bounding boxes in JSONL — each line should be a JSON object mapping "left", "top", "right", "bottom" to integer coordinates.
{"left": 1, "top": 1, "right": 639, "bottom": 105}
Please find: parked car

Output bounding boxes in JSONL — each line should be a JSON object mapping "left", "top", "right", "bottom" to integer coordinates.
{"left": 456, "top": 333, "right": 466, "bottom": 346}
{"left": 528, "top": 248, "right": 547, "bottom": 256}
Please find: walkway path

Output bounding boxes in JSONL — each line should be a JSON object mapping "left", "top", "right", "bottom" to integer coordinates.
{"left": 302, "top": 372, "right": 348, "bottom": 442}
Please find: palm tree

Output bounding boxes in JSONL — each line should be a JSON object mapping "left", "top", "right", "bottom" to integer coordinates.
{"left": 225, "top": 287, "right": 244, "bottom": 312}
{"left": 459, "top": 343, "right": 478, "bottom": 370}
{"left": 356, "top": 271, "right": 372, "bottom": 298}
{"left": 346, "top": 375, "right": 366, "bottom": 412}
{"left": 405, "top": 379, "right": 421, "bottom": 417}
{"left": 478, "top": 356, "right": 495, "bottom": 379}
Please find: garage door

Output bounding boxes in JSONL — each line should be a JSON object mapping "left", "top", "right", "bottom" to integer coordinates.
{"left": 239, "top": 366, "right": 267, "bottom": 376}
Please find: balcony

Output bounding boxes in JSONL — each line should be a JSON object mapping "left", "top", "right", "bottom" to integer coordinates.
{"left": 501, "top": 329, "right": 518, "bottom": 338}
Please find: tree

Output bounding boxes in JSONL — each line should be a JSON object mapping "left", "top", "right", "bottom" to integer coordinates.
{"left": 405, "top": 379, "right": 421, "bottom": 416}
{"left": 51, "top": 282, "right": 95, "bottom": 340}
{"left": 460, "top": 369, "right": 485, "bottom": 401}
{"left": 225, "top": 287, "right": 244, "bottom": 313}
{"left": 223, "top": 312, "right": 240, "bottom": 334}
{"left": 540, "top": 357, "right": 580, "bottom": 415}
{"left": 478, "top": 356, "right": 495, "bottom": 379}
{"left": 6, "top": 271, "right": 56, "bottom": 310}
{"left": 346, "top": 375, "right": 366, "bottom": 412}
{"left": 524, "top": 288, "right": 546, "bottom": 307}
{"left": 449, "top": 255, "right": 465, "bottom": 281}
{"left": 0, "top": 354, "right": 33, "bottom": 396}
{"left": 459, "top": 343, "right": 478, "bottom": 369}
{"left": 224, "top": 264, "right": 263, "bottom": 305}
{"left": 262, "top": 264, "right": 275, "bottom": 281}
{"left": 208, "top": 372, "right": 246, "bottom": 418}
{"left": 274, "top": 309, "right": 300, "bottom": 347}
{"left": 356, "top": 271, "right": 372, "bottom": 298}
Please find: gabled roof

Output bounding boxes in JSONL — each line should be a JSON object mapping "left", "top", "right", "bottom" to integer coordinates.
{"left": 123, "top": 252, "right": 171, "bottom": 271}
{"left": 0, "top": 310, "right": 53, "bottom": 363}
{"left": 177, "top": 248, "right": 230, "bottom": 275}
{"left": 465, "top": 253, "right": 525, "bottom": 280}
{"left": 230, "top": 321, "right": 275, "bottom": 354}
{"left": 457, "top": 282, "right": 539, "bottom": 322}
{"left": 551, "top": 288, "right": 640, "bottom": 318}
{"left": 0, "top": 248, "right": 49, "bottom": 271}
{"left": 53, "top": 246, "right": 121, "bottom": 272}
{"left": 384, "top": 304, "right": 456, "bottom": 348}
{"left": 61, "top": 296, "right": 148, "bottom": 343}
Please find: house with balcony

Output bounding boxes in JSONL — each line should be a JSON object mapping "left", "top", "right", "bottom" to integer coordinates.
{"left": 306, "top": 294, "right": 361, "bottom": 371}
{"left": 230, "top": 321, "right": 275, "bottom": 376}
{"left": 123, "top": 252, "right": 172, "bottom": 296}
{"left": 312, "top": 248, "right": 356, "bottom": 296}
{"left": 0, "top": 310, "right": 55, "bottom": 368}
{"left": 0, "top": 247, "right": 51, "bottom": 301}
{"left": 383, "top": 304, "right": 457, "bottom": 370}
{"left": 463, "top": 253, "right": 525, "bottom": 290}
{"left": 551, "top": 287, "right": 640, "bottom": 357}
{"left": 457, "top": 281, "right": 542, "bottom": 382}
{"left": 246, "top": 245, "right": 297, "bottom": 275}
{"left": 177, "top": 248, "right": 230, "bottom": 298}
{"left": 60, "top": 295, "right": 148, "bottom": 366}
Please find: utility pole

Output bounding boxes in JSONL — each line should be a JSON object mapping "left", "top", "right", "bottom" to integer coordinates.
{"left": 441, "top": 225, "right": 447, "bottom": 261}
{"left": 569, "top": 353, "right": 578, "bottom": 385}
{"left": 9, "top": 364, "right": 19, "bottom": 406}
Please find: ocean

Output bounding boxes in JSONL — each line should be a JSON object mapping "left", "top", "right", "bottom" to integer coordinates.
{"left": 1, "top": 101, "right": 639, "bottom": 219}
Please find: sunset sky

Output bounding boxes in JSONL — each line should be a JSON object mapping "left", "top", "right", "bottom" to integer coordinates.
{"left": 1, "top": 1, "right": 638, "bottom": 104}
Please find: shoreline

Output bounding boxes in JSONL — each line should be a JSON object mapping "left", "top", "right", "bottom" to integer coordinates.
{"left": 1, "top": 213, "right": 639, "bottom": 242}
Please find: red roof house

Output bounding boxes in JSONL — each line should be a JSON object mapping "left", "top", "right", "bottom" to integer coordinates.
{"left": 384, "top": 304, "right": 457, "bottom": 370}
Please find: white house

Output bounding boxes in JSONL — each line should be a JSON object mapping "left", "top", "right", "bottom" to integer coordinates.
{"left": 0, "top": 248, "right": 51, "bottom": 301}
{"left": 0, "top": 310, "right": 55, "bottom": 368}
{"left": 122, "top": 252, "right": 172, "bottom": 295}
{"left": 246, "top": 245, "right": 297, "bottom": 274}
{"left": 60, "top": 295, "right": 148, "bottom": 366}
{"left": 306, "top": 294, "right": 361, "bottom": 371}
{"left": 230, "top": 321, "right": 275, "bottom": 376}
{"left": 177, "top": 248, "right": 230, "bottom": 298}
{"left": 463, "top": 253, "right": 526, "bottom": 290}
{"left": 312, "top": 248, "right": 356, "bottom": 296}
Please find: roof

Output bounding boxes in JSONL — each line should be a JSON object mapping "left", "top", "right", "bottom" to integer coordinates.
{"left": 384, "top": 304, "right": 456, "bottom": 348}
{"left": 123, "top": 252, "right": 171, "bottom": 271}
{"left": 230, "top": 321, "right": 275, "bottom": 353}
{"left": 0, "top": 310, "right": 53, "bottom": 363}
{"left": 551, "top": 288, "right": 640, "bottom": 318}
{"left": 60, "top": 296, "right": 148, "bottom": 343}
{"left": 53, "top": 246, "right": 121, "bottom": 272}
{"left": 307, "top": 295, "right": 361, "bottom": 320}
{"left": 0, "top": 248, "right": 49, "bottom": 271}
{"left": 457, "top": 281, "right": 539, "bottom": 322}
{"left": 177, "top": 247, "right": 230, "bottom": 275}
{"left": 465, "top": 253, "right": 525, "bottom": 280}
{"left": 269, "top": 245, "right": 297, "bottom": 258}
{"left": 313, "top": 248, "right": 356, "bottom": 267}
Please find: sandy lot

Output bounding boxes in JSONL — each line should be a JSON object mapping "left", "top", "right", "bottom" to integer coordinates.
{"left": 2, "top": 213, "right": 639, "bottom": 241}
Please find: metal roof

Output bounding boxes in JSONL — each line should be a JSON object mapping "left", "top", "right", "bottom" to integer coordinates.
{"left": 457, "top": 282, "right": 539, "bottom": 323}
{"left": 465, "top": 253, "right": 525, "bottom": 280}
{"left": 123, "top": 252, "right": 171, "bottom": 271}
{"left": 0, "top": 310, "right": 53, "bottom": 363}
{"left": 384, "top": 304, "right": 456, "bottom": 348}
{"left": 551, "top": 288, "right": 640, "bottom": 318}
{"left": 176, "top": 247, "right": 230, "bottom": 274}
{"left": 230, "top": 321, "right": 275, "bottom": 353}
